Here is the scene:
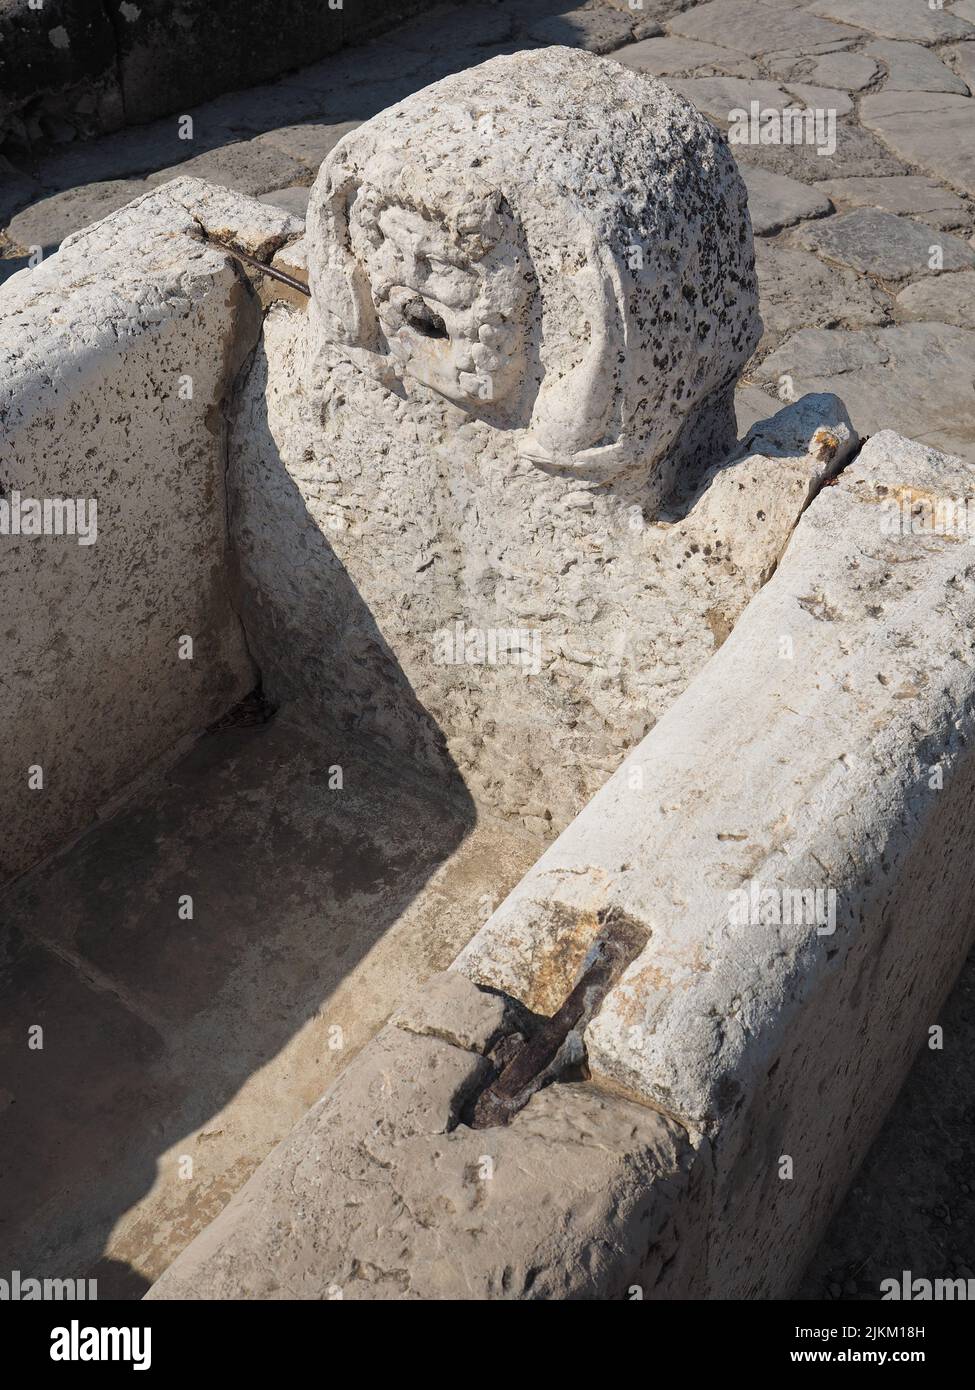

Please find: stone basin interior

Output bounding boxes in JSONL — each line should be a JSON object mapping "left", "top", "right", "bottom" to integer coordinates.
{"left": 1, "top": 661, "right": 551, "bottom": 1294}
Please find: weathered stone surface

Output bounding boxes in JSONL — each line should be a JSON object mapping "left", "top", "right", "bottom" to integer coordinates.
{"left": 754, "top": 322, "right": 975, "bottom": 460}
{"left": 945, "top": 41, "right": 975, "bottom": 93}
{"left": 669, "top": 0, "right": 860, "bottom": 57}
{"left": 0, "top": 178, "right": 288, "bottom": 881}
{"left": 147, "top": 138, "right": 307, "bottom": 198}
{"left": 740, "top": 164, "right": 833, "bottom": 235}
{"left": 234, "top": 47, "right": 763, "bottom": 831}
{"left": 895, "top": 269, "right": 975, "bottom": 327}
{"left": 253, "top": 120, "right": 362, "bottom": 168}
{"left": 734, "top": 121, "right": 907, "bottom": 182}
{"left": 610, "top": 35, "right": 759, "bottom": 78}
{"left": 583, "top": 434, "right": 975, "bottom": 1294}
{"left": 459, "top": 431, "right": 975, "bottom": 1297}
{"left": 6, "top": 179, "right": 151, "bottom": 255}
{"left": 793, "top": 208, "right": 975, "bottom": 280}
{"left": 809, "top": 0, "right": 974, "bottom": 44}
{"left": 814, "top": 175, "right": 969, "bottom": 231}
{"left": 752, "top": 240, "right": 891, "bottom": 348}
{"left": 146, "top": 1026, "right": 701, "bottom": 1300}
{"left": 526, "top": 3, "right": 657, "bottom": 52}
{"left": 766, "top": 49, "right": 878, "bottom": 91}
{"left": 866, "top": 39, "right": 969, "bottom": 94}
{"left": 257, "top": 186, "right": 311, "bottom": 219}
{"left": 378, "top": 1, "right": 516, "bottom": 54}
{"left": 860, "top": 90, "right": 975, "bottom": 197}
{"left": 391, "top": 971, "right": 513, "bottom": 1055}
{"left": 783, "top": 82, "right": 853, "bottom": 117}
{"left": 35, "top": 118, "right": 240, "bottom": 190}
{"left": 669, "top": 75, "right": 796, "bottom": 124}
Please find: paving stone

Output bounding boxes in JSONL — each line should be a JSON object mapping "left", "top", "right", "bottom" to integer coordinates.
{"left": 754, "top": 322, "right": 975, "bottom": 461}
{"left": 253, "top": 121, "right": 361, "bottom": 169}
{"left": 257, "top": 186, "right": 311, "bottom": 219}
{"left": 944, "top": 41, "right": 975, "bottom": 93}
{"left": 734, "top": 121, "right": 907, "bottom": 182}
{"left": 6, "top": 179, "right": 150, "bottom": 253}
{"left": 740, "top": 163, "right": 833, "bottom": 234}
{"left": 385, "top": 2, "right": 517, "bottom": 53}
{"left": 147, "top": 139, "right": 307, "bottom": 198}
{"left": 752, "top": 240, "right": 891, "bottom": 350}
{"left": 526, "top": 4, "right": 655, "bottom": 53}
{"left": 895, "top": 269, "right": 975, "bottom": 327}
{"left": 783, "top": 82, "right": 854, "bottom": 117}
{"left": 766, "top": 49, "right": 879, "bottom": 91}
{"left": 952, "top": 1, "right": 975, "bottom": 23}
{"left": 669, "top": 0, "right": 861, "bottom": 58}
{"left": 189, "top": 82, "right": 332, "bottom": 137}
{"left": 814, "top": 175, "right": 969, "bottom": 232}
{"left": 866, "top": 39, "right": 969, "bottom": 93}
{"left": 34, "top": 117, "right": 240, "bottom": 189}
{"left": 809, "top": 0, "right": 974, "bottom": 44}
{"left": 794, "top": 207, "right": 975, "bottom": 280}
{"left": 669, "top": 75, "right": 794, "bottom": 123}
{"left": 860, "top": 90, "right": 975, "bottom": 197}
{"left": 610, "top": 35, "right": 760, "bottom": 77}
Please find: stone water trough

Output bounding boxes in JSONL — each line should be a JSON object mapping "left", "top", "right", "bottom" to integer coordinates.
{"left": 3, "top": 47, "right": 974, "bottom": 1299}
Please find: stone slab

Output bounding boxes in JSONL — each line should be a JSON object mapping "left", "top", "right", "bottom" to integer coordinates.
{"left": 793, "top": 208, "right": 975, "bottom": 280}
{"left": 809, "top": 0, "right": 974, "bottom": 44}
{"left": 253, "top": 121, "right": 362, "bottom": 169}
{"left": 526, "top": 4, "right": 656, "bottom": 52}
{"left": 740, "top": 163, "right": 833, "bottom": 235}
{"left": 754, "top": 322, "right": 975, "bottom": 459}
{"left": 610, "top": 35, "right": 759, "bottom": 78}
{"left": 6, "top": 179, "right": 151, "bottom": 255}
{"left": 895, "top": 269, "right": 975, "bottom": 327}
{"left": 669, "top": 0, "right": 861, "bottom": 57}
{"left": 0, "top": 179, "right": 303, "bottom": 880}
{"left": 765, "top": 49, "right": 878, "bottom": 91}
{"left": 147, "top": 139, "right": 307, "bottom": 198}
{"left": 866, "top": 39, "right": 969, "bottom": 94}
{"left": 855, "top": 91, "right": 975, "bottom": 196}
{"left": 945, "top": 40, "right": 975, "bottom": 93}
{"left": 734, "top": 121, "right": 907, "bottom": 182}
{"left": 752, "top": 240, "right": 891, "bottom": 350}
{"left": 146, "top": 1016, "right": 702, "bottom": 1299}
{"left": 814, "top": 175, "right": 970, "bottom": 232}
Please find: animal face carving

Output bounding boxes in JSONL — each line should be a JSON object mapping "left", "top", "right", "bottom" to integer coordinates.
{"left": 348, "top": 195, "right": 530, "bottom": 410}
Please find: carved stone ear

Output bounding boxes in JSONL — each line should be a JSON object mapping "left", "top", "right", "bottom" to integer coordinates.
{"left": 519, "top": 240, "right": 625, "bottom": 471}
{"left": 308, "top": 173, "right": 379, "bottom": 351}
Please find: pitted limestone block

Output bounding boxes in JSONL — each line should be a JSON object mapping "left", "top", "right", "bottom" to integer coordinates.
{"left": 457, "top": 430, "right": 975, "bottom": 1296}
{"left": 229, "top": 51, "right": 879, "bottom": 834}
{"left": 391, "top": 971, "right": 513, "bottom": 1055}
{"left": 146, "top": 1023, "right": 703, "bottom": 1300}
{"left": 0, "top": 178, "right": 300, "bottom": 883}
{"left": 304, "top": 45, "right": 759, "bottom": 491}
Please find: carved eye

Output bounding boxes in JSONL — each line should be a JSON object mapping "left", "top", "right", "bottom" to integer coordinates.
{"left": 402, "top": 295, "right": 448, "bottom": 339}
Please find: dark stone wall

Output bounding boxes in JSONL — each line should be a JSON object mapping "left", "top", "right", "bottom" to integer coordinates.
{"left": 0, "top": 0, "right": 440, "bottom": 151}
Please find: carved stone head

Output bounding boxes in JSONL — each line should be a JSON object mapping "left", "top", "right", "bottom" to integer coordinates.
{"left": 305, "top": 46, "right": 761, "bottom": 495}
